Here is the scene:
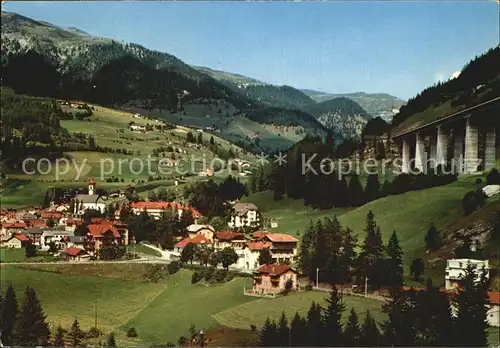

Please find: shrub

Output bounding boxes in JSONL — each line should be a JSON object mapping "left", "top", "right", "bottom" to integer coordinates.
{"left": 144, "top": 264, "right": 166, "bottom": 283}
{"left": 462, "top": 191, "right": 478, "bottom": 215}
{"left": 250, "top": 324, "right": 257, "bottom": 332}
{"left": 167, "top": 261, "right": 181, "bottom": 275}
{"left": 191, "top": 270, "right": 205, "bottom": 284}
{"left": 126, "top": 327, "right": 138, "bottom": 338}
{"left": 204, "top": 266, "right": 216, "bottom": 281}
{"left": 225, "top": 271, "right": 236, "bottom": 282}
{"left": 213, "top": 269, "right": 228, "bottom": 283}
{"left": 305, "top": 284, "right": 313, "bottom": 291}
{"left": 87, "top": 327, "right": 102, "bottom": 338}
{"left": 487, "top": 168, "right": 500, "bottom": 185}
{"left": 475, "top": 178, "right": 483, "bottom": 185}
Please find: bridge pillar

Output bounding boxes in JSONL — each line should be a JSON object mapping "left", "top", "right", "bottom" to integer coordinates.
{"left": 453, "top": 128, "right": 464, "bottom": 174}
{"left": 485, "top": 128, "right": 496, "bottom": 171}
{"left": 464, "top": 117, "right": 479, "bottom": 173}
{"left": 402, "top": 138, "right": 410, "bottom": 173}
{"left": 436, "top": 125, "right": 448, "bottom": 170}
{"left": 415, "top": 133, "right": 426, "bottom": 173}
{"left": 430, "top": 133, "right": 437, "bottom": 170}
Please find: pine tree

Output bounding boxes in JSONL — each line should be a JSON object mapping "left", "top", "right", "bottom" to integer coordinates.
{"left": 386, "top": 230, "right": 404, "bottom": 290}
{"left": 13, "top": 286, "right": 50, "bottom": 346}
{"left": 299, "top": 220, "right": 314, "bottom": 279}
{"left": 359, "top": 310, "right": 380, "bottom": 347}
{"left": 68, "top": 319, "right": 85, "bottom": 347}
{"left": 260, "top": 317, "right": 278, "bottom": 347}
{"left": 290, "top": 312, "right": 306, "bottom": 347}
{"left": 452, "top": 262, "right": 489, "bottom": 347}
{"left": 424, "top": 223, "right": 442, "bottom": 251}
{"left": 382, "top": 290, "right": 418, "bottom": 346}
{"left": 277, "top": 311, "right": 290, "bottom": 347}
{"left": 53, "top": 325, "right": 67, "bottom": 347}
{"left": 107, "top": 332, "right": 117, "bottom": 347}
{"left": 348, "top": 174, "right": 364, "bottom": 206}
{"left": 365, "top": 173, "right": 381, "bottom": 203}
{"left": 305, "top": 302, "right": 323, "bottom": 347}
{"left": 380, "top": 180, "right": 392, "bottom": 197}
{"left": 344, "top": 308, "right": 361, "bottom": 346}
{"left": 415, "top": 279, "right": 454, "bottom": 346}
{"left": 321, "top": 286, "right": 346, "bottom": 346}
{"left": 1, "top": 285, "right": 18, "bottom": 345}
{"left": 357, "top": 211, "right": 385, "bottom": 289}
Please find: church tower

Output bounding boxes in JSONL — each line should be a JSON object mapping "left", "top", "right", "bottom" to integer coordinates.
{"left": 88, "top": 177, "right": 96, "bottom": 195}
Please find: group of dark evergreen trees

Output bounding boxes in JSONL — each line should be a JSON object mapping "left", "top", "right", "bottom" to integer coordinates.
{"left": 299, "top": 211, "right": 404, "bottom": 291}
{"left": 260, "top": 263, "right": 490, "bottom": 347}
{"left": 1, "top": 285, "right": 118, "bottom": 346}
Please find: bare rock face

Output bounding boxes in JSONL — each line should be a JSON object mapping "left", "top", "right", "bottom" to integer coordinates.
{"left": 446, "top": 220, "right": 493, "bottom": 250}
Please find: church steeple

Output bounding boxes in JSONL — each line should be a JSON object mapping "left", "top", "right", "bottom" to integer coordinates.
{"left": 88, "top": 177, "right": 96, "bottom": 195}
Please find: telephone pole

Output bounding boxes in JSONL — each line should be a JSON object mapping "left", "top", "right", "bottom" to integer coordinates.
{"left": 364, "top": 277, "right": 369, "bottom": 298}
{"left": 316, "top": 267, "right": 319, "bottom": 289}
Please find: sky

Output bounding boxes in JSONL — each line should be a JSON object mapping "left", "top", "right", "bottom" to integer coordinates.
{"left": 4, "top": 1, "right": 499, "bottom": 100}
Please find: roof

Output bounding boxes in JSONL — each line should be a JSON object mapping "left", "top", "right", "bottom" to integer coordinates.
{"left": 233, "top": 202, "right": 258, "bottom": 215}
{"left": 257, "top": 233, "right": 298, "bottom": 243}
{"left": 41, "top": 231, "right": 72, "bottom": 237}
{"left": 187, "top": 224, "right": 214, "bottom": 233}
{"left": 215, "top": 231, "right": 245, "bottom": 241}
{"left": 174, "top": 234, "right": 212, "bottom": 248}
{"left": 87, "top": 224, "right": 120, "bottom": 238}
{"left": 65, "top": 247, "right": 86, "bottom": 257}
{"left": 256, "top": 264, "right": 295, "bottom": 276}
{"left": 63, "top": 236, "right": 85, "bottom": 243}
{"left": 89, "top": 177, "right": 96, "bottom": 185}
{"left": 488, "top": 292, "right": 500, "bottom": 306}
{"left": 130, "top": 201, "right": 201, "bottom": 217}
{"left": 75, "top": 194, "right": 102, "bottom": 204}
{"left": 30, "top": 219, "right": 47, "bottom": 228}
{"left": 25, "top": 227, "right": 44, "bottom": 235}
{"left": 247, "top": 241, "right": 272, "bottom": 251}
{"left": 13, "top": 234, "right": 30, "bottom": 242}
{"left": 90, "top": 218, "right": 118, "bottom": 225}
{"left": 3, "top": 222, "right": 27, "bottom": 229}
{"left": 40, "top": 211, "right": 63, "bottom": 219}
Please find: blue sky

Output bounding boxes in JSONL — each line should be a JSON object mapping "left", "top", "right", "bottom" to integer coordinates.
{"left": 4, "top": 1, "right": 499, "bottom": 100}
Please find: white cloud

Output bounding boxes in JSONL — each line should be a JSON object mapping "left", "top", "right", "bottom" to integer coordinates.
{"left": 450, "top": 71, "right": 461, "bottom": 80}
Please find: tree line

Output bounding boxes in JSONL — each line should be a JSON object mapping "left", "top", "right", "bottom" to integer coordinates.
{"left": 299, "top": 211, "right": 404, "bottom": 291}
{"left": 259, "top": 263, "right": 491, "bottom": 347}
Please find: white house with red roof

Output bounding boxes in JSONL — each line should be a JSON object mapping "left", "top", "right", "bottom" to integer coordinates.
{"left": 85, "top": 224, "right": 123, "bottom": 255}
{"left": 1, "top": 222, "right": 27, "bottom": 241}
{"left": 174, "top": 234, "right": 212, "bottom": 254}
{"left": 0, "top": 234, "right": 31, "bottom": 248}
{"left": 64, "top": 247, "right": 90, "bottom": 262}
{"left": 252, "top": 232, "right": 298, "bottom": 264}
{"left": 251, "top": 264, "right": 298, "bottom": 295}
{"left": 228, "top": 202, "right": 260, "bottom": 229}
{"left": 130, "top": 201, "right": 201, "bottom": 221}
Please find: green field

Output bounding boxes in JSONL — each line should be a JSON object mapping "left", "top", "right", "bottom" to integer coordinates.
{"left": 0, "top": 248, "right": 27, "bottom": 263}
{"left": 214, "top": 290, "right": 385, "bottom": 330}
{"left": 126, "top": 243, "right": 162, "bottom": 257}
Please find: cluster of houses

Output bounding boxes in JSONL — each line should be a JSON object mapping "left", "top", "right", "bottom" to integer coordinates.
{"left": 172, "top": 226, "right": 299, "bottom": 272}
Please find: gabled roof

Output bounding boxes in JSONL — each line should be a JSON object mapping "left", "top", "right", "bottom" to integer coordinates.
{"left": 262, "top": 233, "right": 298, "bottom": 243}
{"left": 40, "top": 211, "right": 63, "bottom": 219}
{"left": 247, "top": 241, "right": 272, "bottom": 251}
{"left": 256, "top": 264, "right": 295, "bottom": 276}
{"left": 87, "top": 224, "right": 120, "bottom": 238}
{"left": 215, "top": 231, "right": 246, "bottom": 242}
{"left": 130, "top": 201, "right": 201, "bottom": 217}
{"left": 30, "top": 219, "right": 47, "bottom": 228}
{"left": 25, "top": 227, "right": 44, "bottom": 235}
{"left": 13, "top": 234, "right": 30, "bottom": 242}
{"left": 41, "top": 230, "right": 72, "bottom": 237}
{"left": 488, "top": 291, "right": 500, "bottom": 306}
{"left": 75, "top": 194, "right": 102, "bottom": 204}
{"left": 65, "top": 247, "right": 87, "bottom": 257}
{"left": 233, "top": 202, "right": 258, "bottom": 215}
{"left": 187, "top": 224, "right": 214, "bottom": 233}
{"left": 174, "top": 234, "right": 212, "bottom": 248}
{"left": 3, "top": 222, "right": 27, "bottom": 229}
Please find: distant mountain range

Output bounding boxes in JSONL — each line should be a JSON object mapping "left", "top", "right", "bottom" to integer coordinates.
{"left": 1, "top": 10, "right": 404, "bottom": 147}
{"left": 301, "top": 90, "right": 406, "bottom": 122}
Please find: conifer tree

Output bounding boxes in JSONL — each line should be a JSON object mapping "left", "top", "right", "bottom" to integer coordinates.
{"left": 452, "top": 262, "right": 489, "bottom": 347}
{"left": 299, "top": 220, "right": 315, "bottom": 279}
{"left": 365, "top": 173, "right": 381, "bottom": 203}
{"left": 321, "top": 286, "right": 346, "bottom": 346}
{"left": 53, "top": 325, "right": 67, "bottom": 347}
{"left": 359, "top": 310, "right": 379, "bottom": 347}
{"left": 290, "top": 312, "right": 306, "bottom": 347}
{"left": 13, "top": 286, "right": 50, "bottom": 346}
{"left": 343, "top": 308, "right": 361, "bottom": 345}
{"left": 107, "top": 332, "right": 117, "bottom": 347}
{"left": 357, "top": 211, "right": 385, "bottom": 289}
{"left": 380, "top": 180, "right": 392, "bottom": 197}
{"left": 386, "top": 230, "right": 404, "bottom": 290}
{"left": 305, "top": 302, "right": 323, "bottom": 347}
{"left": 1, "top": 285, "right": 18, "bottom": 345}
{"left": 260, "top": 317, "right": 278, "bottom": 347}
{"left": 348, "top": 174, "right": 365, "bottom": 206}
{"left": 277, "top": 311, "right": 290, "bottom": 347}
{"left": 424, "top": 223, "right": 442, "bottom": 251}
{"left": 68, "top": 319, "right": 85, "bottom": 347}
{"left": 338, "top": 227, "right": 357, "bottom": 284}
{"left": 382, "top": 290, "right": 418, "bottom": 346}
{"left": 415, "top": 279, "right": 454, "bottom": 346}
